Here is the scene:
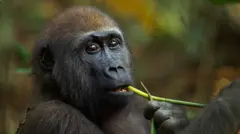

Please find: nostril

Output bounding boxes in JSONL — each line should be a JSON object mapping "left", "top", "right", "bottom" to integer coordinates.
{"left": 108, "top": 66, "right": 124, "bottom": 73}
{"left": 105, "top": 66, "right": 126, "bottom": 79}
{"left": 117, "top": 66, "right": 124, "bottom": 70}
{"left": 108, "top": 67, "right": 117, "bottom": 72}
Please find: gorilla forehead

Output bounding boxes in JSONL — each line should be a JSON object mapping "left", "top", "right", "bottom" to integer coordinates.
{"left": 42, "top": 6, "right": 119, "bottom": 41}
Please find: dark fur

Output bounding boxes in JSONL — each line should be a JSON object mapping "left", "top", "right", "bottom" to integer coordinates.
{"left": 178, "top": 99, "right": 238, "bottom": 134}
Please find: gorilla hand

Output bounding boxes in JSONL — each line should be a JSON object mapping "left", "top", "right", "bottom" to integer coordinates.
{"left": 144, "top": 101, "right": 189, "bottom": 134}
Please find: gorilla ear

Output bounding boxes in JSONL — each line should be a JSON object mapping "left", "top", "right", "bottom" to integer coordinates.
{"left": 39, "top": 45, "right": 54, "bottom": 71}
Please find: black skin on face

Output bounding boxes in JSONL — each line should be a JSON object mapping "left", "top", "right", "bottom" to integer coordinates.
{"left": 74, "top": 30, "right": 133, "bottom": 93}
{"left": 65, "top": 29, "right": 135, "bottom": 121}
{"left": 16, "top": 6, "right": 240, "bottom": 134}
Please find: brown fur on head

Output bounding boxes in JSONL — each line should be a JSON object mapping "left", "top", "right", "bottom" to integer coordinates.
{"left": 41, "top": 6, "right": 119, "bottom": 42}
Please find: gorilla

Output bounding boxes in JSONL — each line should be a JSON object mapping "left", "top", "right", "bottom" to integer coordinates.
{"left": 16, "top": 6, "right": 240, "bottom": 134}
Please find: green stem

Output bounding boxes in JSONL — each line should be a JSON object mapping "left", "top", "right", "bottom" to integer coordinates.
{"left": 150, "top": 119, "right": 156, "bottom": 134}
{"left": 128, "top": 86, "right": 205, "bottom": 108}
{"left": 140, "top": 82, "right": 156, "bottom": 134}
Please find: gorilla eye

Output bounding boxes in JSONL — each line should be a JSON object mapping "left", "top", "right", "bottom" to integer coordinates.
{"left": 85, "top": 43, "right": 100, "bottom": 54}
{"left": 108, "top": 38, "right": 121, "bottom": 49}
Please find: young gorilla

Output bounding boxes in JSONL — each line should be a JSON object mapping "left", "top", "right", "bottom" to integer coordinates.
{"left": 16, "top": 6, "right": 188, "bottom": 134}
{"left": 16, "top": 6, "right": 240, "bottom": 134}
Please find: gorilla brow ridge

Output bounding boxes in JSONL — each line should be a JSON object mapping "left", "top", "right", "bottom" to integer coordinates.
{"left": 79, "top": 27, "right": 123, "bottom": 38}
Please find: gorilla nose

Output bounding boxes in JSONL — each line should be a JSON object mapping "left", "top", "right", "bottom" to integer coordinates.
{"left": 104, "top": 66, "right": 125, "bottom": 79}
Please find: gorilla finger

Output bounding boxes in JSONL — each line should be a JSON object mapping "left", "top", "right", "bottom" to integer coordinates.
{"left": 171, "top": 107, "right": 186, "bottom": 116}
{"left": 144, "top": 101, "right": 163, "bottom": 120}
{"left": 161, "top": 118, "right": 189, "bottom": 131}
{"left": 144, "top": 101, "right": 173, "bottom": 120}
{"left": 153, "top": 109, "right": 172, "bottom": 124}
{"left": 157, "top": 128, "right": 175, "bottom": 134}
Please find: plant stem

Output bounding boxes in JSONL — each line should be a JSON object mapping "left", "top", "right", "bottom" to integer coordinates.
{"left": 140, "top": 82, "right": 156, "bottom": 134}
{"left": 128, "top": 86, "right": 205, "bottom": 108}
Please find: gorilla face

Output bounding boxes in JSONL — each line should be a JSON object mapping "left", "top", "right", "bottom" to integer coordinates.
{"left": 78, "top": 30, "right": 133, "bottom": 95}
{"left": 50, "top": 29, "right": 134, "bottom": 114}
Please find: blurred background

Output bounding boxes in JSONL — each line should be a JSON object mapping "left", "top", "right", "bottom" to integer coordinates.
{"left": 0, "top": 0, "right": 240, "bottom": 133}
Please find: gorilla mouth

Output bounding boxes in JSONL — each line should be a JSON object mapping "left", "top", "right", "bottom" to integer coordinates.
{"left": 112, "top": 87, "right": 127, "bottom": 92}
{"left": 107, "top": 85, "right": 133, "bottom": 96}
{"left": 111, "top": 85, "right": 129, "bottom": 92}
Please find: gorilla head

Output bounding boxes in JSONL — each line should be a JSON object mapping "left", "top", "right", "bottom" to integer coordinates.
{"left": 31, "top": 6, "right": 134, "bottom": 122}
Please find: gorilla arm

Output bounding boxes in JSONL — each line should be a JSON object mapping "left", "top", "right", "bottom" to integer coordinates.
{"left": 177, "top": 80, "right": 240, "bottom": 134}
{"left": 17, "top": 100, "right": 104, "bottom": 134}
{"left": 177, "top": 99, "right": 239, "bottom": 134}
